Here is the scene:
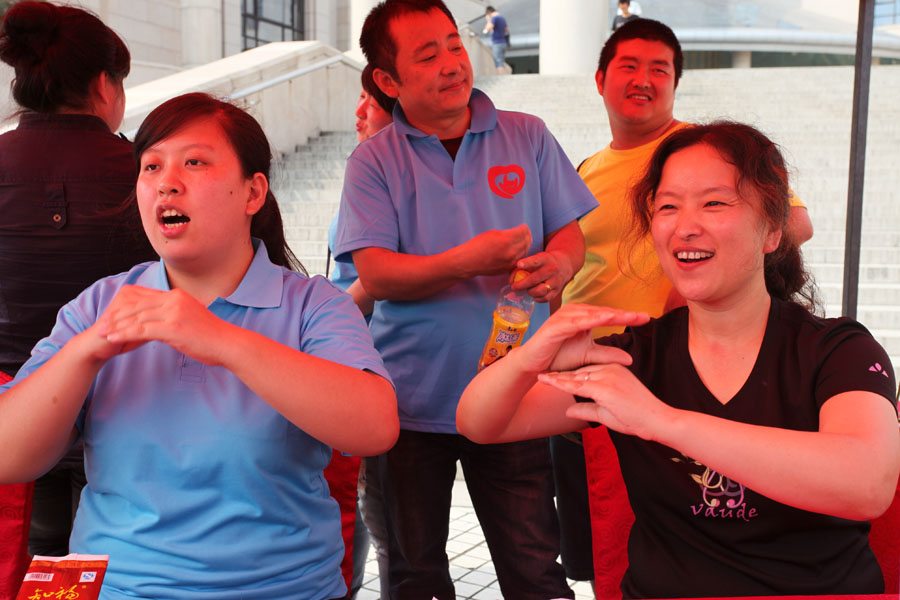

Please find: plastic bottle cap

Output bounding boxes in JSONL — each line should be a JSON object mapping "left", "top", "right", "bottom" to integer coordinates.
{"left": 512, "top": 269, "right": 529, "bottom": 283}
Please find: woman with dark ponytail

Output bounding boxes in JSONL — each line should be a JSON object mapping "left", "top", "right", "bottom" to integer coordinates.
{"left": 458, "top": 121, "right": 899, "bottom": 597}
{"left": 0, "top": 2, "right": 154, "bottom": 592}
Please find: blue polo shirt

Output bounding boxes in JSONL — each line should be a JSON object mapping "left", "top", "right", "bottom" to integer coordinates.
{"left": 335, "top": 89, "right": 595, "bottom": 433}
{"left": 327, "top": 211, "right": 358, "bottom": 291}
{"left": 3, "top": 240, "right": 390, "bottom": 600}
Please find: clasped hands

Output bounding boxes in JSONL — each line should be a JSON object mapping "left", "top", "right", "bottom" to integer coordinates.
{"left": 86, "top": 285, "right": 232, "bottom": 366}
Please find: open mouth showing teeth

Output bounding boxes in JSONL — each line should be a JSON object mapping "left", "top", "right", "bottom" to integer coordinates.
{"left": 676, "top": 251, "right": 713, "bottom": 263}
{"left": 161, "top": 208, "right": 190, "bottom": 229}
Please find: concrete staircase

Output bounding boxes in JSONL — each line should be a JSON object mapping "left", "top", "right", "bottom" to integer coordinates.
{"left": 272, "top": 131, "right": 356, "bottom": 276}
{"left": 272, "top": 65, "right": 900, "bottom": 374}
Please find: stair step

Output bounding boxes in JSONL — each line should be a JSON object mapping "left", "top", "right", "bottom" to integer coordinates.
{"left": 274, "top": 66, "right": 899, "bottom": 373}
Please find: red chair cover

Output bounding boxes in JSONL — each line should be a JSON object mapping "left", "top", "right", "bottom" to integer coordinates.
{"left": 869, "top": 441, "right": 900, "bottom": 593}
{"left": 0, "top": 370, "right": 34, "bottom": 600}
{"left": 584, "top": 425, "right": 632, "bottom": 600}
{"left": 323, "top": 449, "right": 361, "bottom": 594}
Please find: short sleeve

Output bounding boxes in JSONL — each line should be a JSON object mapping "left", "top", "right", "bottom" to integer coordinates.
{"left": 814, "top": 321, "right": 897, "bottom": 410}
{"left": 1, "top": 292, "right": 99, "bottom": 432}
{"left": 534, "top": 123, "right": 598, "bottom": 234}
{"left": 334, "top": 148, "right": 400, "bottom": 263}
{"left": 296, "top": 277, "right": 392, "bottom": 384}
{"left": 788, "top": 188, "right": 806, "bottom": 208}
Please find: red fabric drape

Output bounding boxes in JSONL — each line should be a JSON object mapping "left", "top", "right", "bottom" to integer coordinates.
{"left": 323, "top": 449, "right": 361, "bottom": 595}
{"left": 583, "top": 426, "right": 632, "bottom": 600}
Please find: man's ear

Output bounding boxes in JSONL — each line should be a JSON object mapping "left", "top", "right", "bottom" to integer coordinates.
{"left": 373, "top": 68, "right": 400, "bottom": 99}
{"left": 245, "top": 172, "right": 268, "bottom": 216}
{"left": 595, "top": 69, "right": 605, "bottom": 96}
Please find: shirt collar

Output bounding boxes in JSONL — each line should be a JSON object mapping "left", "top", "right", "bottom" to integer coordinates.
{"left": 17, "top": 112, "right": 113, "bottom": 133}
{"left": 152, "top": 239, "right": 285, "bottom": 308}
{"left": 392, "top": 88, "right": 498, "bottom": 138}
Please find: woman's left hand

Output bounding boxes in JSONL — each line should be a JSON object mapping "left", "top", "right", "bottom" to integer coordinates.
{"left": 538, "top": 363, "right": 674, "bottom": 441}
{"left": 96, "top": 285, "right": 236, "bottom": 366}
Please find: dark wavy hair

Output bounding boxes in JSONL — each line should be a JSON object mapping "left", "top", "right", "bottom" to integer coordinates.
{"left": 360, "top": 0, "right": 456, "bottom": 80}
{"left": 131, "top": 93, "right": 305, "bottom": 274}
{"left": 361, "top": 63, "right": 396, "bottom": 114}
{"left": 0, "top": 1, "right": 130, "bottom": 113}
{"left": 627, "top": 121, "right": 817, "bottom": 308}
{"left": 598, "top": 18, "right": 683, "bottom": 88}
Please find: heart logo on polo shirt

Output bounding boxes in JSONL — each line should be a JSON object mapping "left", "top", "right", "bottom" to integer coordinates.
{"left": 488, "top": 165, "right": 525, "bottom": 199}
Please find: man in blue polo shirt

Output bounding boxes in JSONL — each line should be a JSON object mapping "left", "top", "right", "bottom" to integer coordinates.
{"left": 335, "top": 1, "right": 596, "bottom": 598}
{"left": 483, "top": 5, "right": 509, "bottom": 74}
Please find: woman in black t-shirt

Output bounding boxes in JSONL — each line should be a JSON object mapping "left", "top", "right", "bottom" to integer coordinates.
{"left": 457, "top": 121, "right": 899, "bottom": 597}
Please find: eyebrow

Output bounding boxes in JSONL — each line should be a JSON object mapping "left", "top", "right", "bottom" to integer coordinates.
{"left": 616, "top": 55, "right": 672, "bottom": 68}
{"left": 413, "top": 40, "right": 438, "bottom": 55}
{"left": 655, "top": 185, "right": 737, "bottom": 199}
{"left": 412, "top": 32, "right": 461, "bottom": 55}
{"left": 146, "top": 142, "right": 216, "bottom": 154}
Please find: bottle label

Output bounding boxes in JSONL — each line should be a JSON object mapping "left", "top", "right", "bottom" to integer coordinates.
{"left": 495, "top": 329, "right": 522, "bottom": 345}
{"left": 478, "top": 307, "right": 530, "bottom": 371}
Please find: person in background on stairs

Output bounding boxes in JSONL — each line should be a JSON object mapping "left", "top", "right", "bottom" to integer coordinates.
{"left": 619, "top": 0, "right": 642, "bottom": 17}
{"left": 549, "top": 19, "right": 815, "bottom": 595}
{"left": 325, "top": 62, "right": 395, "bottom": 600}
{"left": 335, "top": 1, "right": 596, "bottom": 598}
{"left": 0, "top": 3, "right": 156, "bottom": 597}
{"left": 482, "top": 5, "right": 509, "bottom": 75}
{"left": 458, "top": 120, "right": 899, "bottom": 598}
{"left": 612, "top": 0, "right": 639, "bottom": 31}
{"left": 0, "top": 92, "right": 398, "bottom": 600}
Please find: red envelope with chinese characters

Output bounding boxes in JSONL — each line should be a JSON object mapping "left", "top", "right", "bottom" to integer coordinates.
{"left": 15, "top": 554, "right": 108, "bottom": 600}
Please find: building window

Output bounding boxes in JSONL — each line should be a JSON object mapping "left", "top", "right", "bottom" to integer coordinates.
{"left": 875, "top": 0, "right": 900, "bottom": 27}
{"left": 243, "top": 0, "right": 305, "bottom": 50}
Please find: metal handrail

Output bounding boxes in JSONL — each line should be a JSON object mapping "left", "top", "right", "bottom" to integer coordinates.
{"left": 122, "top": 53, "right": 362, "bottom": 138}
{"left": 229, "top": 53, "right": 361, "bottom": 100}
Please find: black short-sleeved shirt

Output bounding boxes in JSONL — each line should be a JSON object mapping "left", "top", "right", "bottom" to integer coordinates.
{"left": 599, "top": 298, "right": 897, "bottom": 598}
{"left": 0, "top": 113, "right": 156, "bottom": 376}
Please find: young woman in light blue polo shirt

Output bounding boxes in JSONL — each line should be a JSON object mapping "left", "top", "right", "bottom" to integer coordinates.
{"left": 0, "top": 93, "right": 398, "bottom": 600}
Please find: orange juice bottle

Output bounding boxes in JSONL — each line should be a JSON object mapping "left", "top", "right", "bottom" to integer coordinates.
{"left": 478, "top": 271, "right": 535, "bottom": 371}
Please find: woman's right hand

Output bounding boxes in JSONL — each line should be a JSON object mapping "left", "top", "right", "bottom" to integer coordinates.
{"left": 514, "top": 303, "right": 649, "bottom": 375}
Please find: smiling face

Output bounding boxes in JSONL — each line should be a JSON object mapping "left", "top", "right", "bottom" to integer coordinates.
{"left": 354, "top": 89, "right": 393, "bottom": 142}
{"left": 650, "top": 143, "right": 781, "bottom": 308}
{"left": 597, "top": 38, "right": 676, "bottom": 146}
{"left": 136, "top": 116, "right": 266, "bottom": 279}
{"left": 374, "top": 7, "right": 473, "bottom": 137}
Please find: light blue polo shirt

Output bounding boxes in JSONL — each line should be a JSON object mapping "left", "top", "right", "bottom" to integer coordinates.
{"left": 335, "top": 89, "right": 596, "bottom": 433}
{"left": 327, "top": 211, "right": 358, "bottom": 291}
{"left": 3, "top": 240, "right": 390, "bottom": 600}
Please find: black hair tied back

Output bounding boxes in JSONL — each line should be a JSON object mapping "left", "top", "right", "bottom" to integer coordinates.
{"left": 0, "top": 2, "right": 61, "bottom": 66}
